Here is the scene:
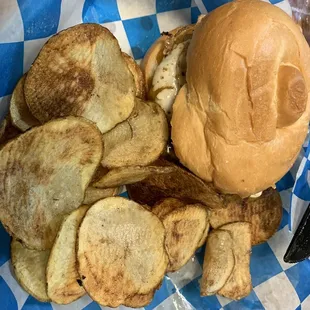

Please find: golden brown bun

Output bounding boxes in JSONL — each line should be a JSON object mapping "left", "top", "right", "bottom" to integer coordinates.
{"left": 171, "top": 0, "right": 310, "bottom": 197}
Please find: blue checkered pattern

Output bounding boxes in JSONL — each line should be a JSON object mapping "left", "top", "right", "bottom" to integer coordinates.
{"left": 1, "top": 0, "right": 310, "bottom": 309}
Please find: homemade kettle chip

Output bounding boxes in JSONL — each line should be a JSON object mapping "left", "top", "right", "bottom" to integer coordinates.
{"left": 0, "top": 117, "right": 102, "bottom": 250}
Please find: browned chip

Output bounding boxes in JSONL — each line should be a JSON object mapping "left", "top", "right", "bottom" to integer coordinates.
{"left": 47, "top": 206, "right": 88, "bottom": 304}
{"left": 10, "top": 74, "right": 39, "bottom": 132}
{"left": 127, "top": 159, "right": 224, "bottom": 208}
{"left": 101, "top": 100, "right": 168, "bottom": 168}
{"left": 201, "top": 230, "right": 235, "bottom": 296}
{"left": 0, "top": 117, "right": 103, "bottom": 250}
{"left": 217, "top": 222, "right": 252, "bottom": 300}
{"left": 24, "top": 24, "right": 135, "bottom": 134}
{"left": 93, "top": 166, "right": 174, "bottom": 189}
{"left": 124, "top": 291, "right": 155, "bottom": 308}
{"left": 152, "top": 198, "right": 186, "bottom": 220}
{"left": 123, "top": 52, "right": 146, "bottom": 99}
{"left": 77, "top": 197, "right": 168, "bottom": 307}
{"left": 210, "top": 188, "right": 282, "bottom": 244}
{"left": 83, "top": 187, "right": 119, "bottom": 205}
{"left": 163, "top": 204, "right": 208, "bottom": 272}
{"left": 11, "top": 239, "right": 50, "bottom": 302}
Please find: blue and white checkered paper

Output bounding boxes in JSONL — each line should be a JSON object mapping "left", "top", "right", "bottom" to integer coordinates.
{"left": 0, "top": 0, "right": 310, "bottom": 309}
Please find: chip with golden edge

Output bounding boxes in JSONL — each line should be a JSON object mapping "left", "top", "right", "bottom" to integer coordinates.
{"left": 124, "top": 291, "right": 155, "bottom": 308}
{"left": 201, "top": 230, "right": 235, "bottom": 296}
{"left": 77, "top": 197, "right": 168, "bottom": 307}
{"left": 47, "top": 206, "right": 89, "bottom": 304}
{"left": 24, "top": 24, "right": 135, "bottom": 134}
{"left": 218, "top": 222, "right": 252, "bottom": 300}
{"left": 0, "top": 117, "right": 103, "bottom": 250}
{"left": 163, "top": 204, "right": 208, "bottom": 272}
{"left": 209, "top": 188, "right": 282, "bottom": 245}
{"left": 10, "top": 74, "right": 40, "bottom": 132}
{"left": 127, "top": 158, "right": 224, "bottom": 208}
{"left": 83, "top": 187, "right": 119, "bottom": 205}
{"left": 92, "top": 166, "right": 174, "bottom": 188}
{"left": 11, "top": 239, "right": 50, "bottom": 302}
{"left": 101, "top": 99, "right": 168, "bottom": 168}
{"left": 122, "top": 52, "right": 146, "bottom": 99}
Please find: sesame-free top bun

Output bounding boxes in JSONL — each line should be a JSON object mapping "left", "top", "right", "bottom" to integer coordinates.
{"left": 171, "top": 0, "right": 310, "bottom": 197}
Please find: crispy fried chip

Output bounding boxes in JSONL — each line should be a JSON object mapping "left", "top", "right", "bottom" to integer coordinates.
{"left": 124, "top": 291, "right": 155, "bottom": 308}
{"left": 10, "top": 74, "right": 39, "bottom": 132}
{"left": 127, "top": 159, "right": 224, "bottom": 208}
{"left": 47, "top": 206, "right": 88, "bottom": 304}
{"left": 101, "top": 100, "right": 168, "bottom": 168}
{"left": 0, "top": 117, "right": 102, "bottom": 250}
{"left": 209, "top": 188, "right": 282, "bottom": 244}
{"left": 152, "top": 198, "right": 186, "bottom": 220}
{"left": 123, "top": 52, "right": 146, "bottom": 99}
{"left": 218, "top": 222, "right": 252, "bottom": 300}
{"left": 93, "top": 166, "right": 174, "bottom": 188}
{"left": 201, "top": 230, "right": 235, "bottom": 296}
{"left": 11, "top": 239, "right": 50, "bottom": 302}
{"left": 24, "top": 24, "right": 135, "bottom": 134}
{"left": 163, "top": 204, "right": 208, "bottom": 272}
{"left": 77, "top": 197, "right": 168, "bottom": 307}
{"left": 83, "top": 187, "right": 119, "bottom": 205}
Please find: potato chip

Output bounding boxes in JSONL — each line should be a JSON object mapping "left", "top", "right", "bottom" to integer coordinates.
{"left": 163, "top": 204, "right": 208, "bottom": 272}
{"left": 101, "top": 100, "right": 168, "bottom": 168}
{"left": 218, "top": 222, "right": 252, "bottom": 300}
{"left": 0, "top": 117, "right": 102, "bottom": 250}
{"left": 77, "top": 197, "right": 168, "bottom": 307}
{"left": 152, "top": 198, "right": 186, "bottom": 220}
{"left": 127, "top": 159, "right": 224, "bottom": 208}
{"left": 92, "top": 166, "right": 174, "bottom": 188}
{"left": 47, "top": 206, "right": 88, "bottom": 304}
{"left": 10, "top": 74, "right": 39, "bottom": 132}
{"left": 24, "top": 24, "right": 135, "bottom": 134}
{"left": 123, "top": 52, "right": 146, "bottom": 99}
{"left": 11, "top": 239, "right": 50, "bottom": 302}
{"left": 201, "top": 230, "right": 235, "bottom": 296}
{"left": 83, "top": 187, "right": 119, "bottom": 205}
{"left": 124, "top": 291, "right": 155, "bottom": 308}
{"left": 209, "top": 188, "right": 282, "bottom": 244}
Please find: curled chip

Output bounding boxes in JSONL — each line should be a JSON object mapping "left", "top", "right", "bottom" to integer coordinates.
{"left": 127, "top": 159, "right": 224, "bottom": 208}
{"left": 201, "top": 230, "right": 235, "bottom": 295}
{"left": 92, "top": 166, "right": 174, "bottom": 188}
{"left": 210, "top": 188, "right": 282, "bottom": 244}
{"left": 122, "top": 52, "right": 146, "bottom": 99}
{"left": 162, "top": 204, "right": 209, "bottom": 272}
{"left": 10, "top": 74, "right": 39, "bottom": 132}
{"left": 11, "top": 239, "right": 50, "bottom": 302}
{"left": 101, "top": 99, "right": 169, "bottom": 168}
{"left": 0, "top": 117, "right": 102, "bottom": 250}
{"left": 77, "top": 197, "right": 168, "bottom": 307}
{"left": 47, "top": 206, "right": 88, "bottom": 304}
{"left": 201, "top": 222, "right": 252, "bottom": 300}
{"left": 218, "top": 223, "right": 252, "bottom": 300}
{"left": 24, "top": 24, "right": 135, "bottom": 134}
